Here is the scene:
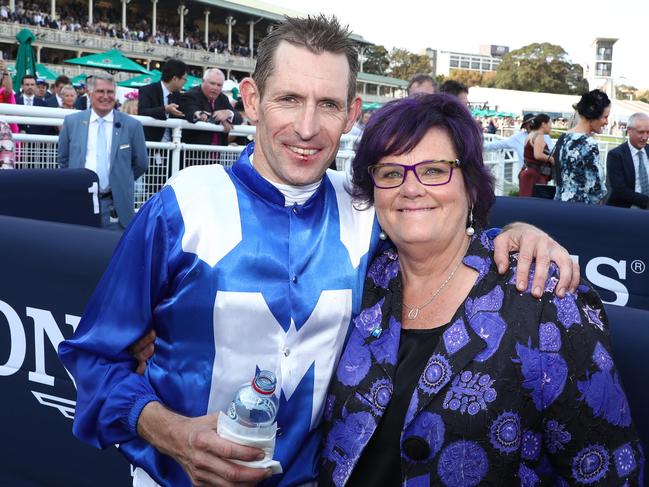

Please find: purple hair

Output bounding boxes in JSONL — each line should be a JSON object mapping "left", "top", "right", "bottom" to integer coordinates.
{"left": 349, "top": 94, "right": 495, "bottom": 228}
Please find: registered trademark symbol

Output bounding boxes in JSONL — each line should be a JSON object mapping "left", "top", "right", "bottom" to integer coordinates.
{"left": 631, "top": 260, "right": 645, "bottom": 274}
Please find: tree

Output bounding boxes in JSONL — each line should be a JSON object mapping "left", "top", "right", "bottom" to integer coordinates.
{"left": 360, "top": 44, "right": 389, "bottom": 75}
{"left": 387, "top": 48, "right": 431, "bottom": 81}
{"left": 447, "top": 69, "right": 498, "bottom": 88}
{"left": 493, "top": 43, "right": 589, "bottom": 94}
{"left": 637, "top": 90, "right": 649, "bottom": 104}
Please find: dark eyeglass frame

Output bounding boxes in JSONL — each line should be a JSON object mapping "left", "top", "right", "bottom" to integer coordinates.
{"left": 367, "top": 159, "right": 461, "bottom": 189}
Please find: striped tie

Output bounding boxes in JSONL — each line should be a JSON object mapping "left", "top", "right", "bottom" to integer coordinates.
{"left": 638, "top": 149, "right": 649, "bottom": 196}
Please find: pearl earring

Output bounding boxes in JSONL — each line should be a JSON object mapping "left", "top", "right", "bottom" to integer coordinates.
{"left": 466, "top": 206, "right": 475, "bottom": 236}
{"left": 379, "top": 231, "right": 387, "bottom": 241}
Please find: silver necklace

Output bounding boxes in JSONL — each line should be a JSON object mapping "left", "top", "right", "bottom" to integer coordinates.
{"left": 403, "top": 258, "right": 463, "bottom": 321}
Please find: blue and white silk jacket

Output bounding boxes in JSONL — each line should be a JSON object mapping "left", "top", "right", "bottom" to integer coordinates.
{"left": 59, "top": 143, "right": 380, "bottom": 486}
{"left": 320, "top": 232, "right": 642, "bottom": 487}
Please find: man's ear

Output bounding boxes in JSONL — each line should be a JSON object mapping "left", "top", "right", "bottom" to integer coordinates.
{"left": 343, "top": 96, "right": 363, "bottom": 134}
{"left": 239, "top": 78, "right": 260, "bottom": 123}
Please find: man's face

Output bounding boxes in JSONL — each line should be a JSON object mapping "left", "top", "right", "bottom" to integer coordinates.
{"left": 201, "top": 71, "right": 224, "bottom": 100}
{"left": 457, "top": 91, "right": 469, "bottom": 105}
{"left": 409, "top": 80, "right": 435, "bottom": 96}
{"left": 21, "top": 78, "right": 35, "bottom": 96}
{"left": 36, "top": 84, "right": 46, "bottom": 98}
{"left": 170, "top": 73, "right": 187, "bottom": 92}
{"left": 89, "top": 79, "right": 116, "bottom": 117}
{"left": 241, "top": 42, "right": 361, "bottom": 186}
{"left": 628, "top": 118, "right": 649, "bottom": 150}
{"left": 54, "top": 82, "right": 65, "bottom": 95}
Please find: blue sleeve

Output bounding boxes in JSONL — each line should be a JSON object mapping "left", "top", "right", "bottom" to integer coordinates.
{"left": 58, "top": 192, "right": 172, "bottom": 449}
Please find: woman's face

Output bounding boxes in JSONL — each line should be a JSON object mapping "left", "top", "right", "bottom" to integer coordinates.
{"left": 373, "top": 127, "right": 469, "bottom": 249}
{"left": 62, "top": 91, "right": 76, "bottom": 107}
{"left": 590, "top": 105, "right": 610, "bottom": 133}
{"left": 541, "top": 121, "right": 552, "bottom": 134}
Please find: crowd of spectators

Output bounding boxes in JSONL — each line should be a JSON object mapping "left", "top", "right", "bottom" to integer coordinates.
{"left": 0, "top": 1, "right": 255, "bottom": 56}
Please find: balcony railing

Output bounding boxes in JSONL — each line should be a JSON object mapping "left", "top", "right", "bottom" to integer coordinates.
{"left": 0, "top": 21, "right": 256, "bottom": 72}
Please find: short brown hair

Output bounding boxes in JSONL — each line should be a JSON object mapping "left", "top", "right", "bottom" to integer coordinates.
{"left": 253, "top": 15, "right": 359, "bottom": 105}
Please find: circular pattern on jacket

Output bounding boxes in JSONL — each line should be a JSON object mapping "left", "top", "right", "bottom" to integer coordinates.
{"left": 437, "top": 440, "right": 488, "bottom": 487}
{"left": 419, "top": 354, "right": 451, "bottom": 395}
{"left": 369, "top": 378, "right": 392, "bottom": 413}
{"left": 572, "top": 445, "right": 610, "bottom": 484}
{"left": 489, "top": 411, "right": 521, "bottom": 454}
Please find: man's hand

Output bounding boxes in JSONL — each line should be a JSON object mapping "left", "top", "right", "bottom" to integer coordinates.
{"left": 493, "top": 222, "right": 579, "bottom": 299}
{"left": 212, "top": 109, "right": 233, "bottom": 123}
{"left": 138, "top": 403, "right": 272, "bottom": 486}
{"left": 221, "top": 120, "right": 233, "bottom": 133}
{"left": 165, "top": 103, "right": 184, "bottom": 117}
{"left": 194, "top": 110, "right": 210, "bottom": 122}
{"left": 130, "top": 329, "right": 156, "bottom": 375}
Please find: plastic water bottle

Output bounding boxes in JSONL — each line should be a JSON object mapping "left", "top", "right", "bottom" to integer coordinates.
{"left": 227, "top": 370, "right": 279, "bottom": 429}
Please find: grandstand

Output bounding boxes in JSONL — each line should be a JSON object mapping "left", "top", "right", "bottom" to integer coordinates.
{"left": 0, "top": 0, "right": 408, "bottom": 100}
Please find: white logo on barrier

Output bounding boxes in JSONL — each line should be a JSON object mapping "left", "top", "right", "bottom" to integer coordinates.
{"left": 571, "top": 255, "right": 644, "bottom": 307}
{"left": 631, "top": 260, "right": 645, "bottom": 275}
{"left": 0, "top": 299, "right": 79, "bottom": 418}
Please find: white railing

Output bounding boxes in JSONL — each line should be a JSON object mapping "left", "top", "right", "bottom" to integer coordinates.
{"left": 1, "top": 104, "right": 511, "bottom": 205}
{"left": 1, "top": 104, "right": 359, "bottom": 208}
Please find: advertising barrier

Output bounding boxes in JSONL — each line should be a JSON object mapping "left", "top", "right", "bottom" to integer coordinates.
{"left": 0, "top": 168, "right": 101, "bottom": 227}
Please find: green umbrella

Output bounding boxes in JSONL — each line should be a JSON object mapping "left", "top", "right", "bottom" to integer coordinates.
{"left": 362, "top": 102, "right": 382, "bottom": 111}
{"left": 71, "top": 73, "right": 89, "bottom": 86}
{"left": 64, "top": 49, "right": 150, "bottom": 74}
{"left": 118, "top": 71, "right": 202, "bottom": 91}
{"left": 118, "top": 70, "right": 161, "bottom": 88}
{"left": 13, "top": 28, "right": 37, "bottom": 93}
{"left": 183, "top": 74, "right": 202, "bottom": 90}
{"left": 35, "top": 63, "right": 58, "bottom": 82}
{"left": 8, "top": 63, "right": 57, "bottom": 82}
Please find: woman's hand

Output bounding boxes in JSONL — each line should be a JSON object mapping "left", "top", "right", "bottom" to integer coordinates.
{"left": 493, "top": 222, "right": 579, "bottom": 298}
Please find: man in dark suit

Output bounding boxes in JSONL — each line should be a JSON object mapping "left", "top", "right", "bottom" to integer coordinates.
{"left": 45, "top": 75, "right": 71, "bottom": 108}
{"left": 58, "top": 72, "right": 148, "bottom": 229}
{"left": 15, "top": 74, "right": 50, "bottom": 135}
{"left": 179, "top": 68, "right": 241, "bottom": 147}
{"left": 606, "top": 112, "right": 649, "bottom": 209}
{"left": 138, "top": 58, "right": 187, "bottom": 142}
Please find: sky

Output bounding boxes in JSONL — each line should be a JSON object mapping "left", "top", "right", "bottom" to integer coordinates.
{"left": 268, "top": 0, "right": 647, "bottom": 89}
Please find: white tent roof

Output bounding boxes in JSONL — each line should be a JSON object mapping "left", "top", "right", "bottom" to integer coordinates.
{"left": 468, "top": 87, "right": 649, "bottom": 122}
{"left": 468, "top": 87, "right": 580, "bottom": 118}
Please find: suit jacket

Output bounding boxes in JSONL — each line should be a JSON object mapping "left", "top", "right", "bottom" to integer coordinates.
{"left": 57, "top": 109, "right": 148, "bottom": 228}
{"left": 45, "top": 95, "right": 60, "bottom": 108}
{"left": 321, "top": 233, "right": 642, "bottom": 486}
{"left": 74, "top": 95, "right": 88, "bottom": 111}
{"left": 606, "top": 142, "right": 649, "bottom": 209}
{"left": 179, "top": 86, "right": 241, "bottom": 146}
{"left": 15, "top": 94, "right": 55, "bottom": 135}
{"left": 138, "top": 81, "right": 183, "bottom": 142}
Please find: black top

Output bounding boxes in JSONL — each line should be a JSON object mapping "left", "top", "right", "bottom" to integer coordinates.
{"left": 347, "top": 324, "right": 450, "bottom": 487}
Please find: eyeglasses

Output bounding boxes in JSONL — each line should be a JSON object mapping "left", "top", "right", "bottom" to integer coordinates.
{"left": 368, "top": 159, "right": 461, "bottom": 189}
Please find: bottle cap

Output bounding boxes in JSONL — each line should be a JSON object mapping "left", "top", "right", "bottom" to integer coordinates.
{"left": 251, "top": 370, "right": 276, "bottom": 395}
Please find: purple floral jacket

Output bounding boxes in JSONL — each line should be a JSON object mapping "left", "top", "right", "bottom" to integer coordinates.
{"left": 320, "top": 232, "right": 642, "bottom": 486}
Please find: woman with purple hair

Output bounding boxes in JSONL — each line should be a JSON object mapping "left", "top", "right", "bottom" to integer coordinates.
{"left": 320, "top": 94, "right": 641, "bottom": 486}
